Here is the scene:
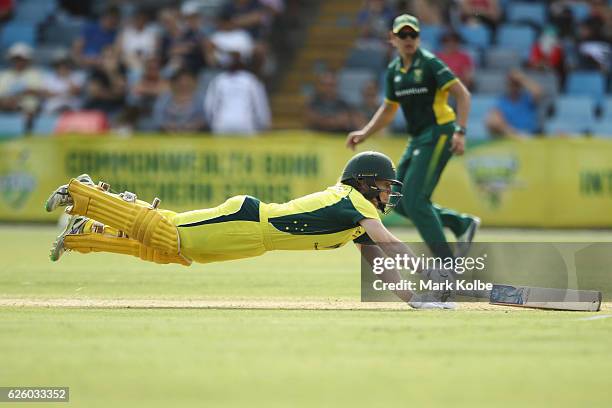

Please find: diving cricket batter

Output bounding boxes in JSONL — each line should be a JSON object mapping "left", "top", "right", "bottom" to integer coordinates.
{"left": 347, "top": 14, "right": 479, "bottom": 259}
{"left": 45, "top": 151, "right": 455, "bottom": 310}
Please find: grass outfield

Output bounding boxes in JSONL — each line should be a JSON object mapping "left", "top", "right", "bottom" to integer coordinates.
{"left": 1, "top": 225, "right": 611, "bottom": 408}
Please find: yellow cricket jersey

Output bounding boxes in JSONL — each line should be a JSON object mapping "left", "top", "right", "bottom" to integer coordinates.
{"left": 172, "top": 184, "right": 380, "bottom": 264}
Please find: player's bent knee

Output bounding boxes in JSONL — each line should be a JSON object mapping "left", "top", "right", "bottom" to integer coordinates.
{"left": 67, "top": 179, "right": 180, "bottom": 255}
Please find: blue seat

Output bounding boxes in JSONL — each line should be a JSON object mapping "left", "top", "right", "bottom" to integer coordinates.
{"left": 467, "top": 119, "right": 490, "bottom": 141}
{"left": 468, "top": 95, "right": 497, "bottom": 140}
{"left": 569, "top": 2, "right": 591, "bottom": 22}
{"left": 14, "top": 2, "right": 53, "bottom": 24}
{"left": 544, "top": 117, "right": 590, "bottom": 137}
{"left": 460, "top": 25, "right": 491, "bottom": 49}
{"left": 475, "top": 70, "right": 507, "bottom": 94}
{"left": 40, "top": 21, "right": 83, "bottom": 47}
{"left": 601, "top": 97, "right": 612, "bottom": 120}
{"left": 338, "top": 69, "right": 376, "bottom": 106}
{"left": 0, "top": 114, "right": 26, "bottom": 139}
{"left": 32, "top": 114, "right": 59, "bottom": 136}
{"left": 552, "top": 96, "right": 596, "bottom": 121}
{"left": 419, "top": 25, "right": 442, "bottom": 51}
{"left": 497, "top": 25, "right": 536, "bottom": 60}
{"left": 0, "top": 23, "right": 36, "bottom": 48}
{"left": 506, "top": 2, "right": 547, "bottom": 27}
{"left": 464, "top": 45, "right": 482, "bottom": 67}
{"left": 565, "top": 70, "right": 606, "bottom": 102}
{"left": 590, "top": 120, "right": 612, "bottom": 138}
{"left": 484, "top": 47, "right": 521, "bottom": 70}
{"left": 470, "top": 95, "right": 497, "bottom": 118}
{"left": 345, "top": 47, "right": 387, "bottom": 72}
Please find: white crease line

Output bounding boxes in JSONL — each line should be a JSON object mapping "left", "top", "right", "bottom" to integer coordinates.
{"left": 578, "top": 314, "right": 612, "bottom": 321}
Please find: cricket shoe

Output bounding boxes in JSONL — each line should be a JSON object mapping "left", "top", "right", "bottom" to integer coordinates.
{"left": 45, "top": 174, "right": 94, "bottom": 212}
{"left": 50, "top": 215, "right": 89, "bottom": 262}
{"left": 455, "top": 216, "right": 481, "bottom": 257}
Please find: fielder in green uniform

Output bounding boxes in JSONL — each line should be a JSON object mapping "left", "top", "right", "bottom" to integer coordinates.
{"left": 346, "top": 14, "right": 479, "bottom": 259}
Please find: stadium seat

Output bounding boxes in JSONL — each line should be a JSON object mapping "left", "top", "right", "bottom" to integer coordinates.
{"left": 552, "top": 96, "right": 596, "bottom": 121}
{"left": 40, "top": 21, "right": 83, "bottom": 47}
{"left": 497, "top": 25, "right": 536, "bottom": 60}
{"left": 468, "top": 95, "right": 496, "bottom": 141}
{"left": 0, "top": 114, "right": 25, "bottom": 139}
{"left": 470, "top": 95, "right": 497, "bottom": 118}
{"left": 459, "top": 25, "right": 491, "bottom": 50}
{"left": 569, "top": 2, "right": 591, "bottom": 22}
{"left": 506, "top": 2, "right": 547, "bottom": 27}
{"left": 338, "top": 69, "right": 375, "bottom": 106}
{"left": 55, "top": 111, "right": 109, "bottom": 134}
{"left": 464, "top": 45, "right": 482, "bottom": 67}
{"left": 32, "top": 114, "right": 59, "bottom": 136}
{"left": 590, "top": 120, "right": 612, "bottom": 138}
{"left": 474, "top": 70, "right": 507, "bottom": 94}
{"left": 467, "top": 119, "right": 490, "bottom": 141}
{"left": 544, "top": 117, "right": 590, "bottom": 137}
{"left": 601, "top": 97, "right": 612, "bottom": 120}
{"left": 419, "top": 25, "right": 442, "bottom": 51}
{"left": 14, "top": 2, "right": 53, "bottom": 24}
{"left": 345, "top": 47, "right": 387, "bottom": 73}
{"left": 565, "top": 70, "right": 606, "bottom": 102}
{"left": 484, "top": 47, "right": 520, "bottom": 70}
{"left": 0, "top": 23, "right": 36, "bottom": 48}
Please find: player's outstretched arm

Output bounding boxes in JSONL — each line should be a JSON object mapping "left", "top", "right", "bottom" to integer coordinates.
{"left": 346, "top": 101, "right": 399, "bottom": 150}
{"left": 357, "top": 218, "right": 456, "bottom": 309}
{"left": 357, "top": 218, "right": 417, "bottom": 303}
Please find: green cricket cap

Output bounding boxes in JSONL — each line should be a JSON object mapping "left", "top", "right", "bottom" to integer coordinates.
{"left": 392, "top": 14, "right": 420, "bottom": 33}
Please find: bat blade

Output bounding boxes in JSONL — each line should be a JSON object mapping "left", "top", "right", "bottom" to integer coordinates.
{"left": 489, "top": 284, "right": 602, "bottom": 312}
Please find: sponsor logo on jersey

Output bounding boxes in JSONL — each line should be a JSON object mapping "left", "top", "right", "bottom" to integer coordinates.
{"left": 395, "top": 87, "right": 428, "bottom": 97}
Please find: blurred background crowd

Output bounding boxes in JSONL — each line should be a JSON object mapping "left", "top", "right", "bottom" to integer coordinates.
{"left": 0, "top": 0, "right": 610, "bottom": 139}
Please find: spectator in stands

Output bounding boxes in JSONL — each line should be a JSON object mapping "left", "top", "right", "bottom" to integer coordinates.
{"left": 152, "top": 68, "right": 206, "bottom": 133}
{"left": 584, "top": 0, "right": 611, "bottom": 41}
{"left": 459, "top": 0, "right": 501, "bottom": 37}
{"left": 209, "top": 9, "right": 255, "bottom": 69}
{"left": 576, "top": 19, "right": 611, "bottom": 73}
{"left": 436, "top": 31, "right": 474, "bottom": 90}
{"left": 123, "top": 56, "right": 169, "bottom": 130}
{"left": 42, "top": 51, "right": 86, "bottom": 114}
{"left": 204, "top": 52, "right": 270, "bottom": 135}
{"left": 0, "top": 44, "right": 45, "bottom": 120}
{"left": 486, "top": 70, "right": 543, "bottom": 139}
{"left": 352, "top": 79, "right": 382, "bottom": 129}
{"left": 117, "top": 8, "right": 158, "bottom": 74}
{"left": 221, "top": 0, "right": 269, "bottom": 40}
{"left": 398, "top": 0, "right": 445, "bottom": 25}
{"left": 549, "top": 1, "right": 576, "bottom": 40}
{"left": 83, "top": 46, "right": 127, "bottom": 117}
{"left": 158, "top": 3, "right": 211, "bottom": 76}
{"left": 219, "top": 0, "right": 278, "bottom": 75}
{"left": 355, "top": 0, "right": 395, "bottom": 49}
{"left": 306, "top": 71, "right": 353, "bottom": 133}
{"left": 528, "top": 26, "right": 565, "bottom": 84}
{"left": 73, "top": 6, "right": 121, "bottom": 68}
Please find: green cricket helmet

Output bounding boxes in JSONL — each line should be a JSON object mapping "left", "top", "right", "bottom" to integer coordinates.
{"left": 340, "top": 151, "right": 403, "bottom": 214}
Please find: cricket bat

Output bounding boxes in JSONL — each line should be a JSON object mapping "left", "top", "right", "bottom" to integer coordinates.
{"left": 489, "top": 284, "right": 602, "bottom": 312}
